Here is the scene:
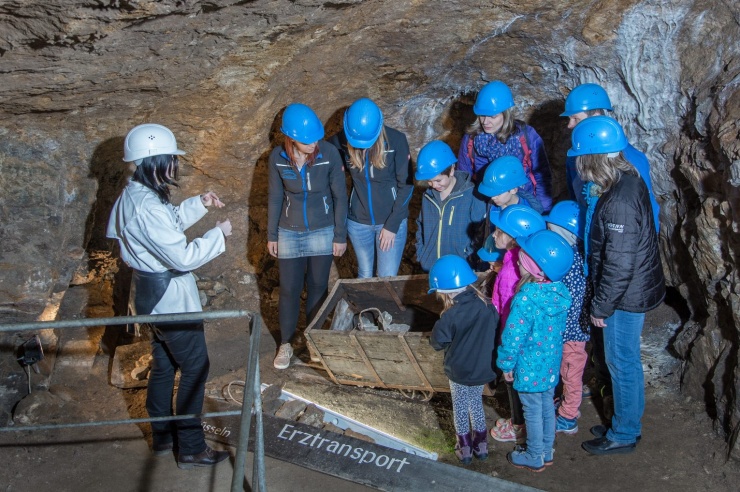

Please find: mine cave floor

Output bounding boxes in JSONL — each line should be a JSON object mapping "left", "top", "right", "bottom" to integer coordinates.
{"left": 1, "top": 253, "right": 739, "bottom": 492}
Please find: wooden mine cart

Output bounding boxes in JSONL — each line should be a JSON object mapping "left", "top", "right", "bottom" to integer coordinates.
{"left": 304, "top": 275, "right": 449, "bottom": 398}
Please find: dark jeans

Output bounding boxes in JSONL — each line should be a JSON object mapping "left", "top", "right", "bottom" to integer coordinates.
{"left": 591, "top": 325, "right": 612, "bottom": 394}
{"left": 278, "top": 255, "right": 333, "bottom": 343}
{"left": 146, "top": 322, "right": 209, "bottom": 455}
{"left": 506, "top": 380, "right": 525, "bottom": 426}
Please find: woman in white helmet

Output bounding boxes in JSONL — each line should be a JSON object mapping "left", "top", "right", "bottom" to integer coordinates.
{"left": 107, "top": 123, "right": 232, "bottom": 469}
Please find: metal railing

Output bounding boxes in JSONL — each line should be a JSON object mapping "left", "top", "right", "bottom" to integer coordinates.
{"left": 0, "top": 309, "right": 265, "bottom": 492}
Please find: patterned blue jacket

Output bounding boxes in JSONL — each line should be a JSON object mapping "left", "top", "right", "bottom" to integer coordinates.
{"left": 496, "top": 281, "right": 571, "bottom": 393}
{"left": 561, "top": 245, "right": 591, "bottom": 343}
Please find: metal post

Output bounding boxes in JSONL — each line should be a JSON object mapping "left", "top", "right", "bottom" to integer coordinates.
{"left": 230, "top": 314, "right": 263, "bottom": 492}
{"left": 252, "top": 361, "right": 266, "bottom": 492}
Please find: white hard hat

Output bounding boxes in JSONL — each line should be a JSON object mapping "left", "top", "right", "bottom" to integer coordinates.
{"left": 123, "top": 123, "right": 186, "bottom": 164}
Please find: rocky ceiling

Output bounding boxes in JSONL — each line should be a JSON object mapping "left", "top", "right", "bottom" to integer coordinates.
{"left": 0, "top": 0, "right": 738, "bottom": 457}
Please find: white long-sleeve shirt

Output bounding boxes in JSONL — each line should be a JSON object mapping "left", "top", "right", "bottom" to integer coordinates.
{"left": 106, "top": 181, "right": 225, "bottom": 314}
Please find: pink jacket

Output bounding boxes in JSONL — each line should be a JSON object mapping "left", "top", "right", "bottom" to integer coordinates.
{"left": 492, "top": 247, "right": 521, "bottom": 331}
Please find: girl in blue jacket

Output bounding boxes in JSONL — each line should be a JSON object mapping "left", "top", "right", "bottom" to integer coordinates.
{"left": 457, "top": 81, "right": 553, "bottom": 212}
{"left": 429, "top": 255, "right": 499, "bottom": 465}
{"left": 497, "top": 230, "right": 573, "bottom": 472}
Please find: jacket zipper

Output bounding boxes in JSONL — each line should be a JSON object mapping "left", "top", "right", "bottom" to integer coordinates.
{"left": 301, "top": 165, "right": 309, "bottom": 230}
{"left": 364, "top": 153, "right": 376, "bottom": 225}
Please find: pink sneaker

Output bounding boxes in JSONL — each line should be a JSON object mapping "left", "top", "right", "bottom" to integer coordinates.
{"left": 490, "top": 419, "right": 525, "bottom": 443}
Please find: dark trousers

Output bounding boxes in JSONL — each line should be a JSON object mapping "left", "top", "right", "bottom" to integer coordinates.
{"left": 146, "top": 322, "right": 210, "bottom": 455}
{"left": 507, "top": 381, "right": 525, "bottom": 426}
{"left": 278, "top": 255, "right": 333, "bottom": 343}
{"left": 591, "top": 325, "right": 612, "bottom": 394}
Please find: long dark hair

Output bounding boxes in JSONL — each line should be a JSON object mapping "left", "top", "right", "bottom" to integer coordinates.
{"left": 132, "top": 154, "right": 179, "bottom": 204}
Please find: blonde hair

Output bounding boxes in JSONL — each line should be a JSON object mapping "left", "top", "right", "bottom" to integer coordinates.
{"left": 515, "top": 271, "right": 538, "bottom": 293}
{"left": 466, "top": 108, "right": 517, "bottom": 143}
{"left": 437, "top": 284, "right": 489, "bottom": 315}
{"left": 347, "top": 127, "right": 388, "bottom": 171}
{"left": 576, "top": 152, "right": 638, "bottom": 193}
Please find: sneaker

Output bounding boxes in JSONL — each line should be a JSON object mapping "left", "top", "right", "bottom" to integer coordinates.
{"left": 582, "top": 384, "right": 592, "bottom": 399}
{"left": 273, "top": 343, "right": 293, "bottom": 370}
{"left": 507, "top": 449, "right": 545, "bottom": 472}
{"left": 555, "top": 415, "right": 578, "bottom": 434}
{"left": 490, "top": 419, "right": 516, "bottom": 442}
{"left": 543, "top": 447, "right": 555, "bottom": 466}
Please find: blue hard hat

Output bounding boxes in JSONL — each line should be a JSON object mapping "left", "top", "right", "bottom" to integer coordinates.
{"left": 518, "top": 230, "right": 575, "bottom": 282}
{"left": 489, "top": 204, "right": 546, "bottom": 240}
{"left": 545, "top": 200, "right": 585, "bottom": 239}
{"left": 343, "top": 98, "right": 384, "bottom": 149}
{"left": 567, "top": 116, "right": 628, "bottom": 157}
{"left": 428, "top": 255, "right": 478, "bottom": 294}
{"left": 415, "top": 140, "right": 457, "bottom": 181}
{"left": 477, "top": 156, "right": 528, "bottom": 197}
{"left": 280, "top": 103, "right": 325, "bottom": 144}
{"left": 561, "top": 83, "right": 613, "bottom": 117}
{"left": 473, "top": 81, "right": 515, "bottom": 116}
{"left": 477, "top": 245, "right": 503, "bottom": 262}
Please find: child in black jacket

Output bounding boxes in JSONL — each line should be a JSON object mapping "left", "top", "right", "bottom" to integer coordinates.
{"left": 429, "top": 255, "right": 499, "bottom": 464}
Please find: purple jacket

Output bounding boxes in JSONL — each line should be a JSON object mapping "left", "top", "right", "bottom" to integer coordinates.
{"left": 458, "top": 123, "right": 553, "bottom": 212}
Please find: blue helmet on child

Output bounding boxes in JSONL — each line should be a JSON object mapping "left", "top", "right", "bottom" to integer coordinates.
{"left": 489, "top": 204, "right": 546, "bottom": 240}
{"left": 518, "top": 230, "right": 575, "bottom": 282}
{"left": 473, "top": 81, "right": 515, "bottom": 116}
{"left": 478, "top": 156, "right": 528, "bottom": 197}
{"left": 567, "top": 116, "right": 628, "bottom": 157}
{"left": 343, "top": 98, "right": 384, "bottom": 149}
{"left": 281, "top": 103, "right": 325, "bottom": 144}
{"left": 415, "top": 140, "right": 457, "bottom": 181}
{"left": 545, "top": 200, "right": 585, "bottom": 239}
{"left": 477, "top": 246, "right": 503, "bottom": 263}
{"left": 560, "top": 83, "right": 613, "bottom": 117}
{"left": 428, "top": 255, "right": 477, "bottom": 294}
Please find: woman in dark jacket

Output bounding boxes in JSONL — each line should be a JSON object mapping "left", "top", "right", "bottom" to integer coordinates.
{"left": 267, "top": 103, "right": 348, "bottom": 369}
{"left": 328, "top": 98, "right": 413, "bottom": 278}
{"left": 569, "top": 116, "right": 665, "bottom": 455}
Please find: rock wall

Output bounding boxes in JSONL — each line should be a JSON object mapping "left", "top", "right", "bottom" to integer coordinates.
{"left": 0, "top": 0, "right": 738, "bottom": 454}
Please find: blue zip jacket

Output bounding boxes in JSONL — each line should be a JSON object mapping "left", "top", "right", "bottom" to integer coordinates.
{"left": 415, "top": 171, "right": 487, "bottom": 272}
{"left": 328, "top": 126, "right": 413, "bottom": 234}
{"left": 430, "top": 288, "right": 499, "bottom": 386}
{"left": 566, "top": 143, "right": 659, "bottom": 231}
{"left": 457, "top": 123, "right": 553, "bottom": 212}
{"left": 267, "top": 141, "right": 348, "bottom": 243}
{"left": 496, "top": 281, "right": 571, "bottom": 393}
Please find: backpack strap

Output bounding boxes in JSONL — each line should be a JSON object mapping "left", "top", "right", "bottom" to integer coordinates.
{"left": 518, "top": 123, "right": 538, "bottom": 195}
{"left": 466, "top": 135, "right": 477, "bottom": 181}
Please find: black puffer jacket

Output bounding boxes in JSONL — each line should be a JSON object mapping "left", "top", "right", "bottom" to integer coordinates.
{"left": 588, "top": 172, "right": 665, "bottom": 319}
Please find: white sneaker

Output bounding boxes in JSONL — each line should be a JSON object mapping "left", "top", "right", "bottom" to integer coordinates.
{"left": 273, "top": 343, "right": 293, "bottom": 370}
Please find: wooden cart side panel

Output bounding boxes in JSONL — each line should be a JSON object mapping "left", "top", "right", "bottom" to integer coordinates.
{"left": 353, "top": 332, "right": 425, "bottom": 388}
{"left": 308, "top": 331, "right": 380, "bottom": 385}
{"left": 403, "top": 335, "right": 450, "bottom": 390}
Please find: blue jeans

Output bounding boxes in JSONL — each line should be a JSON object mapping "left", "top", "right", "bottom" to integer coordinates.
{"left": 519, "top": 387, "right": 556, "bottom": 460}
{"left": 603, "top": 310, "right": 645, "bottom": 443}
{"left": 347, "top": 219, "right": 407, "bottom": 278}
{"left": 147, "top": 322, "right": 210, "bottom": 455}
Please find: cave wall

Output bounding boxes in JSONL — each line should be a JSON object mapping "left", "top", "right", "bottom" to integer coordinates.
{"left": 1, "top": 0, "right": 739, "bottom": 454}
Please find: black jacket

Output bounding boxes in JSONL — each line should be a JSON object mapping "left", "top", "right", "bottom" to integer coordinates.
{"left": 267, "top": 141, "right": 348, "bottom": 243}
{"left": 328, "top": 126, "right": 413, "bottom": 234}
{"left": 430, "top": 289, "right": 499, "bottom": 386}
{"left": 588, "top": 173, "right": 665, "bottom": 318}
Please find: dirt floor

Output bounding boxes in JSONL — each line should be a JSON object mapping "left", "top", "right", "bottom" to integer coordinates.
{"left": 1, "top": 253, "right": 740, "bottom": 491}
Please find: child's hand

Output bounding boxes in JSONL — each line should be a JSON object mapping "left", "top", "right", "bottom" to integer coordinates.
{"left": 503, "top": 371, "right": 513, "bottom": 382}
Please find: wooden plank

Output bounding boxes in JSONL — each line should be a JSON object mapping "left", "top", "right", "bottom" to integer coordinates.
{"left": 396, "top": 334, "right": 433, "bottom": 392}
{"left": 349, "top": 331, "right": 385, "bottom": 388}
{"left": 383, "top": 280, "right": 406, "bottom": 312}
{"left": 354, "top": 332, "right": 423, "bottom": 387}
{"left": 403, "top": 336, "right": 450, "bottom": 390}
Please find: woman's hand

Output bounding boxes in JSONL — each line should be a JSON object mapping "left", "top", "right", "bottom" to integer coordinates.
{"left": 267, "top": 241, "right": 278, "bottom": 258}
{"left": 216, "top": 220, "right": 232, "bottom": 237}
{"left": 201, "top": 191, "right": 225, "bottom": 208}
{"left": 503, "top": 371, "right": 514, "bottom": 382}
{"left": 333, "top": 242, "right": 347, "bottom": 257}
{"left": 378, "top": 228, "right": 396, "bottom": 252}
{"left": 591, "top": 315, "right": 606, "bottom": 328}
